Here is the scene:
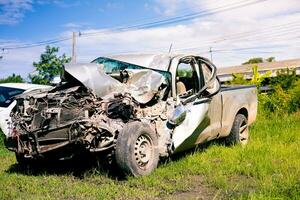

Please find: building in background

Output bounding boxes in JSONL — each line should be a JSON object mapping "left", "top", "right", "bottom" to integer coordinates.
{"left": 218, "top": 59, "right": 300, "bottom": 83}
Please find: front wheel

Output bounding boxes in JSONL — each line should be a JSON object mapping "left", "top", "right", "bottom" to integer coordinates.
{"left": 225, "top": 114, "right": 249, "bottom": 145}
{"left": 15, "top": 153, "right": 32, "bottom": 166}
{"left": 115, "top": 121, "right": 159, "bottom": 177}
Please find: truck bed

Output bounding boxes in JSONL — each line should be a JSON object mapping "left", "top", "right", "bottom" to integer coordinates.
{"left": 220, "top": 85, "right": 257, "bottom": 92}
{"left": 218, "top": 84, "right": 258, "bottom": 137}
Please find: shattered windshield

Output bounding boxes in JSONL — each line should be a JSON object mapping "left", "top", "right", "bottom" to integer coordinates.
{"left": 0, "top": 86, "right": 24, "bottom": 108}
{"left": 92, "top": 57, "right": 172, "bottom": 82}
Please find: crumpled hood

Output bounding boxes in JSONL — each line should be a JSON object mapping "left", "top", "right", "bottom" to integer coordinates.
{"left": 64, "top": 63, "right": 124, "bottom": 98}
{"left": 64, "top": 63, "right": 167, "bottom": 104}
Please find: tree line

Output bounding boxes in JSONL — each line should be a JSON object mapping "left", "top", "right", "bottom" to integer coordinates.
{"left": 0, "top": 46, "right": 70, "bottom": 84}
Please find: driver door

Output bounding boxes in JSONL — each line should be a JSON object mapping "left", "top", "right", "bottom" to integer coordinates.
{"left": 197, "top": 59, "right": 222, "bottom": 141}
{"left": 172, "top": 57, "right": 211, "bottom": 153}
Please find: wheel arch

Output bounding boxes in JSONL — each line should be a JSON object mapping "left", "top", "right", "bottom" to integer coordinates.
{"left": 236, "top": 107, "right": 248, "bottom": 119}
{"left": 220, "top": 105, "right": 249, "bottom": 138}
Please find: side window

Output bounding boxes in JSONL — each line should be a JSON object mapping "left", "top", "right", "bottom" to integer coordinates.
{"left": 200, "top": 62, "right": 213, "bottom": 84}
{"left": 176, "top": 59, "right": 199, "bottom": 95}
{"left": 177, "top": 62, "right": 193, "bottom": 79}
{"left": 198, "top": 60, "right": 220, "bottom": 94}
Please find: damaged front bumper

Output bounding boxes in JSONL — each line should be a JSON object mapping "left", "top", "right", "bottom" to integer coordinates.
{"left": 8, "top": 63, "right": 174, "bottom": 160}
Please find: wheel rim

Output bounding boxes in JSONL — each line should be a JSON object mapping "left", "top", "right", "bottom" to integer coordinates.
{"left": 239, "top": 119, "right": 249, "bottom": 145}
{"left": 134, "top": 134, "right": 153, "bottom": 169}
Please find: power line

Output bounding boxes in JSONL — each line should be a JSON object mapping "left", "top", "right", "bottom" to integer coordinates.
{"left": 0, "top": 0, "right": 261, "bottom": 50}
{"left": 100, "top": 20, "right": 300, "bottom": 55}
{"left": 85, "top": 0, "right": 222, "bottom": 32}
{"left": 0, "top": 0, "right": 286, "bottom": 53}
{"left": 0, "top": 0, "right": 250, "bottom": 50}
{"left": 0, "top": 37, "right": 71, "bottom": 50}
{"left": 131, "top": 0, "right": 268, "bottom": 29}
{"left": 79, "top": 0, "right": 268, "bottom": 37}
{"left": 0, "top": 0, "right": 229, "bottom": 50}
{"left": 171, "top": 20, "right": 300, "bottom": 50}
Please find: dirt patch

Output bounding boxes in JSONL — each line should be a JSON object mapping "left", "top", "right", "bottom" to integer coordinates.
{"left": 163, "top": 174, "right": 257, "bottom": 199}
{"left": 224, "top": 174, "right": 257, "bottom": 198}
{"left": 163, "top": 175, "right": 222, "bottom": 200}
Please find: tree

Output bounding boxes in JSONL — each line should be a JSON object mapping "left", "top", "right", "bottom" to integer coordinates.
{"left": 30, "top": 46, "right": 71, "bottom": 84}
{"left": 242, "top": 57, "right": 276, "bottom": 65}
{"left": 0, "top": 73, "right": 24, "bottom": 83}
{"left": 242, "top": 57, "right": 263, "bottom": 65}
{"left": 266, "top": 57, "right": 275, "bottom": 62}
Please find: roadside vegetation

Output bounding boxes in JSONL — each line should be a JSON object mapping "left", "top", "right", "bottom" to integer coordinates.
{"left": 229, "top": 66, "right": 300, "bottom": 114}
{"left": 242, "top": 56, "right": 275, "bottom": 65}
{"left": 0, "top": 74, "right": 24, "bottom": 83}
{"left": 0, "top": 65, "right": 299, "bottom": 199}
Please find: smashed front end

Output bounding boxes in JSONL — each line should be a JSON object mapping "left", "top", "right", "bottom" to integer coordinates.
{"left": 7, "top": 86, "right": 136, "bottom": 159}
{"left": 6, "top": 62, "right": 174, "bottom": 160}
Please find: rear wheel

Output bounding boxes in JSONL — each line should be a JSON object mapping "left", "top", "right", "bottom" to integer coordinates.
{"left": 115, "top": 121, "right": 159, "bottom": 177}
{"left": 225, "top": 114, "right": 249, "bottom": 145}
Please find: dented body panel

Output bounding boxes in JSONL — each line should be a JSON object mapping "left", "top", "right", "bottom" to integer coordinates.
{"left": 5, "top": 54, "right": 257, "bottom": 165}
{"left": 219, "top": 85, "right": 258, "bottom": 137}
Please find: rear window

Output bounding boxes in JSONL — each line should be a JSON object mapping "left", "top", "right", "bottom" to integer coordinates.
{"left": 0, "top": 86, "right": 24, "bottom": 108}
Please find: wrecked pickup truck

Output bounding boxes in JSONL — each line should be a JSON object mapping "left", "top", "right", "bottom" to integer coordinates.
{"left": 5, "top": 54, "right": 257, "bottom": 176}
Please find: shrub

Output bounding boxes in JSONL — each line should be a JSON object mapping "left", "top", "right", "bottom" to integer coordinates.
{"left": 250, "top": 65, "right": 272, "bottom": 87}
{"left": 269, "top": 68, "right": 298, "bottom": 90}
{"left": 289, "top": 79, "right": 300, "bottom": 112}
{"left": 259, "top": 86, "right": 292, "bottom": 114}
{"left": 0, "top": 74, "right": 24, "bottom": 83}
{"left": 228, "top": 65, "right": 271, "bottom": 87}
{"left": 259, "top": 78, "right": 300, "bottom": 114}
{"left": 228, "top": 73, "right": 249, "bottom": 85}
{"left": 227, "top": 66, "right": 300, "bottom": 114}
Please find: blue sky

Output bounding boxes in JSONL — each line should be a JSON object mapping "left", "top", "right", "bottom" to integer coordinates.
{"left": 0, "top": 0, "right": 300, "bottom": 79}
{"left": 0, "top": 0, "right": 157, "bottom": 41}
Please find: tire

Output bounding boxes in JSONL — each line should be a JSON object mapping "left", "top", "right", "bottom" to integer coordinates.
{"left": 115, "top": 121, "right": 159, "bottom": 177}
{"left": 225, "top": 114, "right": 249, "bottom": 145}
{"left": 15, "top": 153, "right": 32, "bottom": 166}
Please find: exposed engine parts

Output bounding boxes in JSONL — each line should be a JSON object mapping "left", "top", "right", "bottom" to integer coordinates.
{"left": 8, "top": 80, "right": 173, "bottom": 160}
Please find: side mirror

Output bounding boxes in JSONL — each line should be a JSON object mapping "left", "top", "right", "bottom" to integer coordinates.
{"left": 168, "top": 104, "right": 187, "bottom": 126}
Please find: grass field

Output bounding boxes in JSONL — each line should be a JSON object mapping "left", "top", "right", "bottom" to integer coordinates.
{"left": 0, "top": 111, "right": 299, "bottom": 199}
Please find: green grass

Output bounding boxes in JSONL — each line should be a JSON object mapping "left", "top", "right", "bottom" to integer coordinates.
{"left": 0, "top": 111, "right": 299, "bottom": 199}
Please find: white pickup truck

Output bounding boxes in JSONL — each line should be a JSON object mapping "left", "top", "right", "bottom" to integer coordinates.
{"left": 6, "top": 54, "right": 257, "bottom": 176}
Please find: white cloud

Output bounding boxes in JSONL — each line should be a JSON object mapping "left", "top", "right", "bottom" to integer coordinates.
{"left": 0, "top": 41, "right": 43, "bottom": 78}
{"left": 69, "top": 0, "right": 300, "bottom": 67}
{"left": 63, "top": 22, "right": 82, "bottom": 29}
{"left": 1, "top": 0, "right": 300, "bottom": 78}
{"left": 0, "top": 0, "right": 83, "bottom": 25}
{"left": 0, "top": 0, "right": 33, "bottom": 25}
{"left": 153, "top": 0, "right": 187, "bottom": 16}
{"left": 154, "top": 0, "right": 300, "bottom": 20}
{"left": 36, "top": 0, "right": 81, "bottom": 8}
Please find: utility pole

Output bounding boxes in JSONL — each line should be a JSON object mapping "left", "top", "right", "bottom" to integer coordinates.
{"left": 168, "top": 43, "right": 173, "bottom": 53}
{"left": 209, "top": 47, "right": 213, "bottom": 62}
{"left": 72, "top": 32, "right": 76, "bottom": 63}
{"left": 0, "top": 48, "right": 4, "bottom": 60}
